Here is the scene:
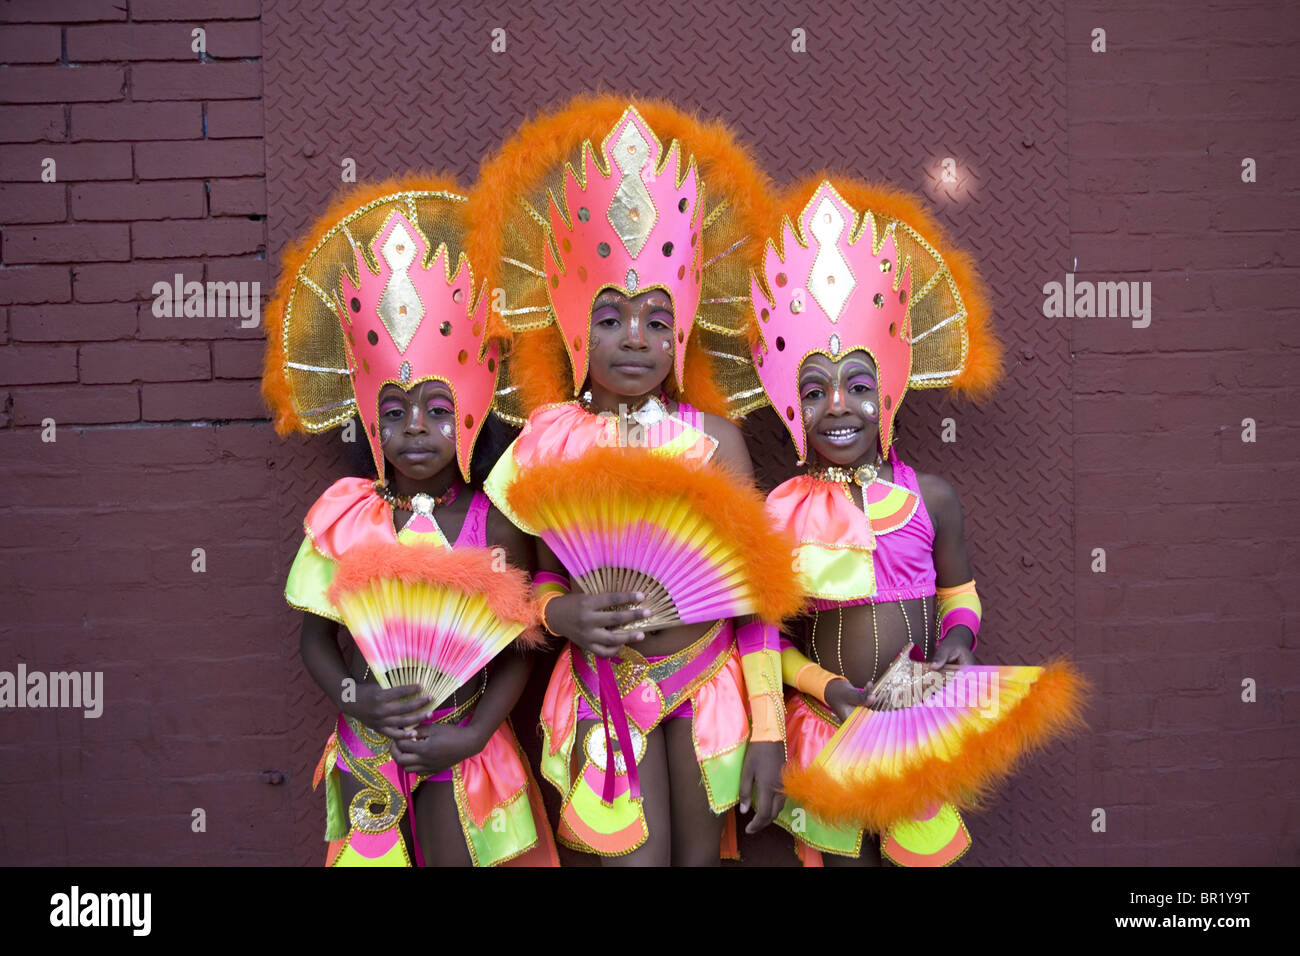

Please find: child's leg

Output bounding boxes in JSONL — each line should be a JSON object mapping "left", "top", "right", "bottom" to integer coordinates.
{"left": 413, "top": 780, "right": 473, "bottom": 867}
{"left": 570, "top": 718, "right": 672, "bottom": 866}
{"left": 663, "top": 717, "right": 725, "bottom": 866}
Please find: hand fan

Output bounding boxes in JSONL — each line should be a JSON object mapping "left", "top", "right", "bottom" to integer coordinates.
{"left": 782, "top": 643, "right": 1086, "bottom": 832}
{"left": 327, "top": 542, "right": 543, "bottom": 711}
{"left": 504, "top": 444, "right": 804, "bottom": 631}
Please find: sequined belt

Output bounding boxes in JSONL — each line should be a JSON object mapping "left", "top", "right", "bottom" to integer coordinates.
{"left": 571, "top": 619, "right": 734, "bottom": 803}
{"left": 334, "top": 676, "right": 486, "bottom": 835}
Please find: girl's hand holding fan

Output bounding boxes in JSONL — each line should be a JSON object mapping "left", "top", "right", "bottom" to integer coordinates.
{"left": 326, "top": 543, "right": 544, "bottom": 723}
{"left": 505, "top": 446, "right": 805, "bottom": 635}
{"left": 825, "top": 678, "right": 872, "bottom": 723}
{"left": 783, "top": 642, "right": 1087, "bottom": 832}
{"left": 540, "top": 588, "right": 652, "bottom": 658}
{"left": 344, "top": 682, "right": 435, "bottom": 741}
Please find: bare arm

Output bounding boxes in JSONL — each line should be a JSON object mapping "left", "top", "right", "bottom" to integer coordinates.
{"left": 917, "top": 471, "right": 974, "bottom": 589}
{"left": 701, "top": 411, "right": 785, "bottom": 832}
{"left": 300, "top": 610, "right": 431, "bottom": 737}
{"left": 300, "top": 611, "right": 350, "bottom": 711}
{"left": 917, "top": 472, "right": 978, "bottom": 663}
{"left": 698, "top": 411, "right": 755, "bottom": 479}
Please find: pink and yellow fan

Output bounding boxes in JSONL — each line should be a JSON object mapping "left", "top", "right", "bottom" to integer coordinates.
{"left": 504, "top": 445, "right": 804, "bottom": 631}
{"left": 327, "top": 543, "right": 543, "bottom": 709}
{"left": 783, "top": 643, "right": 1087, "bottom": 833}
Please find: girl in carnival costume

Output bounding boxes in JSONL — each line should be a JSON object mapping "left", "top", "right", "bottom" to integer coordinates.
{"left": 263, "top": 174, "right": 558, "bottom": 867}
{"left": 467, "top": 95, "right": 804, "bottom": 864}
{"left": 749, "top": 176, "right": 1004, "bottom": 865}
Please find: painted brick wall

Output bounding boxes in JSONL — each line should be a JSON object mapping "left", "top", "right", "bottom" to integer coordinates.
{"left": 1066, "top": 1, "right": 1299, "bottom": 864}
{"left": 0, "top": 0, "right": 278, "bottom": 865}
{"left": 1, "top": 0, "right": 1296, "bottom": 866}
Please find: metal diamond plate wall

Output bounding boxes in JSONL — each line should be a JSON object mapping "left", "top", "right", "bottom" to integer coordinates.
{"left": 265, "top": 0, "right": 1072, "bottom": 865}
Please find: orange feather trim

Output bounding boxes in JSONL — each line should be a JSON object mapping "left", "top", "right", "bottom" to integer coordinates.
{"left": 781, "top": 660, "right": 1089, "bottom": 832}
{"left": 262, "top": 171, "right": 468, "bottom": 436}
{"left": 466, "top": 92, "right": 776, "bottom": 417}
{"left": 327, "top": 542, "right": 544, "bottom": 648}
{"left": 764, "top": 173, "right": 1003, "bottom": 401}
{"left": 502, "top": 327, "right": 570, "bottom": 413}
{"left": 503, "top": 445, "right": 805, "bottom": 625}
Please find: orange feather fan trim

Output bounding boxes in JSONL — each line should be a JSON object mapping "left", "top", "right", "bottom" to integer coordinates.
{"left": 262, "top": 171, "right": 468, "bottom": 436}
{"left": 503, "top": 445, "right": 805, "bottom": 625}
{"left": 781, "top": 660, "right": 1088, "bottom": 832}
{"left": 466, "top": 92, "right": 776, "bottom": 418}
{"left": 762, "top": 173, "right": 1003, "bottom": 401}
{"left": 327, "top": 542, "right": 544, "bottom": 649}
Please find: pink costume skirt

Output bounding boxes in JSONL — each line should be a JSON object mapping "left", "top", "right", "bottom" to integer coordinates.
{"left": 313, "top": 701, "right": 559, "bottom": 867}
{"left": 777, "top": 692, "right": 971, "bottom": 866}
{"left": 538, "top": 620, "right": 748, "bottom": 858}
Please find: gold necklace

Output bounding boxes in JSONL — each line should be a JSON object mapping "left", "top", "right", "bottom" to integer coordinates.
{"left": 374, "top": 480, "right": 460, "bottom": 514}
{"left": 810, "top": 453, "right": 884, "bottom": 488}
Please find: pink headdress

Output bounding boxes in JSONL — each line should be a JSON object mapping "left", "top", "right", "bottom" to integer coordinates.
{"left": 542, "top": 105, "right": 704, "bottom": 395}
{"left": 752, "top": 181, "right": 914, "bottom": 461}
{"left": 337, "top": 210, "right": 498, "bottom": 483}
{"left": 263, "top": 177, "right": 499, "bottom": 484}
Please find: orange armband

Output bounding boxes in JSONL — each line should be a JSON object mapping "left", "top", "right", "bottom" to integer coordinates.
{"left": 779, "top": 639, "right": 846, "bottom": 705}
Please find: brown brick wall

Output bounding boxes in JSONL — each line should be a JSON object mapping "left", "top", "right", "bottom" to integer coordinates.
{"left": 0, "top": 0, "right": 1295, "bottom": 865}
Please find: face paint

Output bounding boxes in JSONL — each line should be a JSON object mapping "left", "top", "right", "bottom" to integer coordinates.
{"left": 380, "top": 425, "right": 393, "bottom": 443}
{"left": 803, "top": 405, "right": 815, "bottom": 422}
{"left": 438, "top": 422, "right": 453, "bottom": 438}
{"left": 864, "top": 401, "right": 877, "bottom": 419}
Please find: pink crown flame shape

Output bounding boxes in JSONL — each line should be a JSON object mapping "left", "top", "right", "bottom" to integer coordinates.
{"left": 751, "top": 182, "right": 914, "bottom": 461}
{"left": 335, "top": 210, "right": 498, "bottom": 483}
{"left": 543, "top": 106, "right": 705, "bottom": 395}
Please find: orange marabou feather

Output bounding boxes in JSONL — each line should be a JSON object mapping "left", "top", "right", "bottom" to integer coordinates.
{"left": 781, "top": 660, "right": 1088, "bottom": 832}
{"left": 327, "top": 542, "right": 544, "bottom": 648}
{"left": 262, "top": 171, "right": 468, "bottom": 436}
{"left": 503, "top": 445, "right": 805, "bottom": 625}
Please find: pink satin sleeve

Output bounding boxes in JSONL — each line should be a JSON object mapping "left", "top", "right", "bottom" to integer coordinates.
{"left": 511, "top": 404, "right": 611, "bottom": 469}
{"left": 764, "top": 475, "right": 875, "bottom": 551}
{"left": 303, "top": 477, "right": 396, "bottom": 560}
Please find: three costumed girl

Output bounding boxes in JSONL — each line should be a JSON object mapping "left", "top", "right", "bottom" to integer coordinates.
{"left": 266, "top": 97, "right": 1078, "bottom": 866}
